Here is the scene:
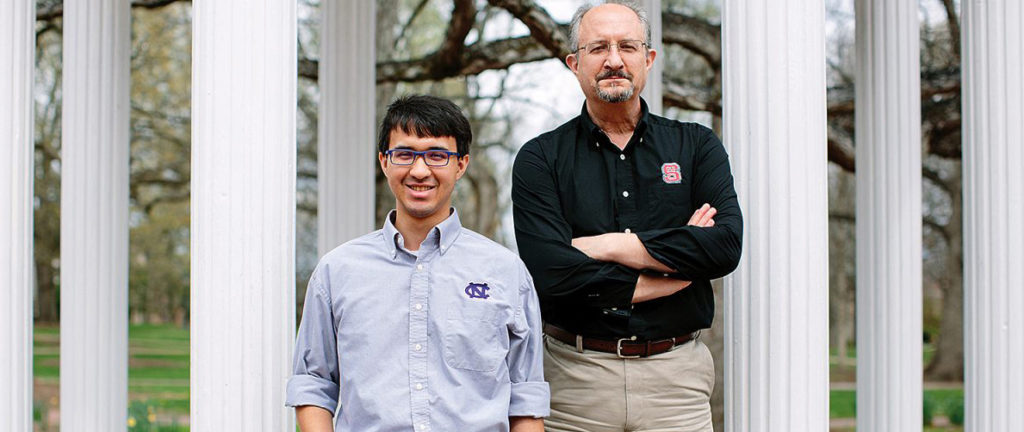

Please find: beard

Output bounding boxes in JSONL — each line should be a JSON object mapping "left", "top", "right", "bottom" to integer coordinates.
{"left": 594, "top": 69, "right": 635, "bottom": 103}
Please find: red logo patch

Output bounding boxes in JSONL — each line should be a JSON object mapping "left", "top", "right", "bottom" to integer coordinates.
{"left": 661, "top": 163, "right": 682, "bottom": 184}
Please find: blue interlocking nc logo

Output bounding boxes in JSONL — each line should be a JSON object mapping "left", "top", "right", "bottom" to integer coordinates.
{"left": 464, "top": 282, "right": 490, "bottom": 299}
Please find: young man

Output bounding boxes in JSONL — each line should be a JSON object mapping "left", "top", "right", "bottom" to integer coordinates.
{"left": 287, "top": 95, "right": 548, "bottom": 432}
{"left": 512, "top": 1, "right": 742, "bottom": 431}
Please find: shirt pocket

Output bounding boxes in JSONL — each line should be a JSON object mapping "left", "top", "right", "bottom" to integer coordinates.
{"left": 443, "top": 307, "right": 507, "bottom": 372}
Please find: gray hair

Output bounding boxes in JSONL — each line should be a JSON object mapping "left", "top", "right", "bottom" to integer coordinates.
{"left": 568, "top": 0, "right": 651, "bottom": 53}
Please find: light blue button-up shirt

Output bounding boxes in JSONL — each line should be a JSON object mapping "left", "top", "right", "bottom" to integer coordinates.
{"left": 286, "top": 209, "right": 549, "bottom": 431}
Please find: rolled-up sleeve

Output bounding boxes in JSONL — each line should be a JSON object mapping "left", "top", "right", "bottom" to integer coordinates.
{"left": 506, "top": 264, "right": 551, "bottom": 417}
{"left": 286, "top": 265, "right": 340, "bottom": 413}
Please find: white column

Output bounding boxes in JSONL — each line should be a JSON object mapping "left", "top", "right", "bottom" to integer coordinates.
{"left": 721, "top": 1, "right": 829, "bottom": 430}
{"left": 60, "top": 1, "right": 131, "bottom": 430}
{"left": 191, "top": 1, "right": 296, "bottom": 430}
{"left": 639, "top": 0, "right": 662, "bottom": 114}
{"left": 318, "top": 1, "right": 376, "bottom": 256}
{"left": 962, "top": 1, "right": 1024, "bottom": 430}
{"left": 854, "top": 1, "right": 923, "bottom": 430}
{"left": 1, "top": 1, "right": 35, "bottom": 429}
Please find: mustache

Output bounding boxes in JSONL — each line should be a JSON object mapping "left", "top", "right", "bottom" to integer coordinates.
{"left": 597, "top": 70, "right": 632, "bottom": 80}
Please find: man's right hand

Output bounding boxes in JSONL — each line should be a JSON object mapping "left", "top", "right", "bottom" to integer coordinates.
{"left": 688, "top": 203, "right": 717, "bottom": 227}
{"left": 632, "top": 273, "right": 692, "bottom": 303}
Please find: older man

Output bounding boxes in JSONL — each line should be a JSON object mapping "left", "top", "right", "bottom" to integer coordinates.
{"left": 511, "top": 1, "right": 742, "bottom": 431}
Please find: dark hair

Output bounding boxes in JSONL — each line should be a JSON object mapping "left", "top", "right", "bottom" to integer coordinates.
{"left": 377, "top": 95, "right": 473, "bottom": 156}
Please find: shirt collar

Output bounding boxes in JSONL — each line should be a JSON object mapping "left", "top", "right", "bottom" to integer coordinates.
{"left": 579, "top": 97, "right": 651, "bottom": 146}
{"left": 382, "top": 208, "right": 463, "bottom": 259}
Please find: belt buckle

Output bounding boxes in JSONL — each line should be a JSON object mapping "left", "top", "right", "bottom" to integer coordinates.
{"left": 616, "top": 338, "right": 641, "bottom": 359}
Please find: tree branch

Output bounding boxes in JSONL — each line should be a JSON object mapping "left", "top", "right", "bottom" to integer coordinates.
{"left": 827, "top": 123, "right": 856, "bottom": 172}
{"left": 37, "top": 0, "right": 190, "bottom": 21}
{"left": 395, "top": 0, "right": 431, "bottom": 49}
{"left": 487, "top": 0, "right": 571, "bottom": 59}
{"left": 940, "top": 0, "right": 960, "bottom": 59}
{"left": 436, "top": 0, "right": 478, "bottom": 73}
{"left": 661, "top": 11, "right": 720, "bottom": 68}
{"left": 662, "top": 79, "right": 720, "bottom": 114}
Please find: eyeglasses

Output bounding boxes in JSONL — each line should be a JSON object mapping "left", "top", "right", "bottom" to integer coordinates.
{"left": 384, "top": 149, "right": 461, "bottom": 167}
{"left": 575, "top": 39, "right": 647, "bottom": 57}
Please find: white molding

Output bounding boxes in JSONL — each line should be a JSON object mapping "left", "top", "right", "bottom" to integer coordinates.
{"left": 60, "top": 1, "right": 131, "bottom": 429}
{"left": 639, "top": 0, "right": 663, "bottom": 114}
{"left": 962, "top": 1, "right": 1024, "bottom": 430}
{"left": 854, "top": 0, "right": 924, "bottom": 429}
{"left": 191, "top": 0, "right": 297, "bottom": 429}
{"left": 0, "top": 0, "right": 36, "bottom": 429}
{"left": 722, "top": 0, "right": 830, "bottom": 429}
{"left": 318, "top": 0, "right": 376, "bottom": 256}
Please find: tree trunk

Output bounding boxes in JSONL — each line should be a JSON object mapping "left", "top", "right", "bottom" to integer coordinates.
{"left": 34, "top": 258, "right": 59, "bottom": 322}
{"left": 925, "top": 166, "right": 964, "bottom": 381}
{"left": 707, "top": 279, "right": 725, "bottom": 431}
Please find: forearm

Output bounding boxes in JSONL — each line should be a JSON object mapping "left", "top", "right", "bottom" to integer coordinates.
{"left": 632, "top": 273, "right": 691, "bottom": 304}
{"left": 572, "top": 232, "right": 674, "bottom": 272}
{"left": 296, "top": 405, "right": 333, "bottom": 432}
{"left": 510, "top": 416, "right": 544, "bottom": 432}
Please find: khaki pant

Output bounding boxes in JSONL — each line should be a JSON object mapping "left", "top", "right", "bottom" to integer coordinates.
{"left": 543, "top": 334, "right": 715, "bottom": 432}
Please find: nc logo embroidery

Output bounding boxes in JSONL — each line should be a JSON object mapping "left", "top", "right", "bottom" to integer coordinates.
{"left": 661, "top": 162, "right": 682, "bottom": 184}
{"left": 465, "top": 282, "right": 490, "bottom": 299}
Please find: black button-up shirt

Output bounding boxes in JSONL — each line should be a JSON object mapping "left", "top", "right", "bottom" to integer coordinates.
{"left": 512, "top": 99, "right": 743, "bottom": 340}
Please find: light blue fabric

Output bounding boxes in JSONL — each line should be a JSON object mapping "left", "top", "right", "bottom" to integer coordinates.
{"left": 287, "top": 209, "right": 549, "bottom": 432}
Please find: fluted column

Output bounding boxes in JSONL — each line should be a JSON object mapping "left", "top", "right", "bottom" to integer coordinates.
{"left": 191, "top": 1, "right": 296, "bottom": 430}
{"left": 962, "top": 1, "right": 1024, "bottom": 430}
{"left": 721, "top": 1, "right": 829, "bottom": 430}
{"left": 318, "top": 1, "right": 375, "bottom": 256}
{"left": 60, "top": 2, "right": 131, "bottom": 430}
{"left": 639, "top": 0, "right": 662, "bottom": 114}
{"left": 1, "top": 1, "right": 36, "bottom": 429}
{"left": 854, "top": 1, "right": 923, "bottom": 430}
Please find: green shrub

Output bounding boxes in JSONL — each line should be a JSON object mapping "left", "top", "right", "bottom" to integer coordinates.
{"left": 947, "top": 397, "right": 965, "bottom": 426}
{"left": 923, "top": 391, "right": 937, "bottom": 425}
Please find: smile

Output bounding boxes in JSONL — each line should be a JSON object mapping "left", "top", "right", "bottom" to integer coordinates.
{"left": 407, "top": 185, "right": 435, "bottom": 192}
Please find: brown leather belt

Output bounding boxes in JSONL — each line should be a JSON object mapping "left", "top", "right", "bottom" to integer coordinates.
{"left": 543, "top": 324, "right": 696, "bottom": 358}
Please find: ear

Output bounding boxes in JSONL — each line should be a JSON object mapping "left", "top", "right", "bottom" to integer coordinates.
{"left": 645, "top": 48, "right": 657, "bottom": 72}
{"left": 566, "top": 53, "right": 579, "bottom": 74}
{"left": 378, "top": 152, "right": 389, "bottom": 178}
{"left": 454, "top": 155, "right": 470, "bottom": 181}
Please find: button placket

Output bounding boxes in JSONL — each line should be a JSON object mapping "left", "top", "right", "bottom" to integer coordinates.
{"left": 408, "top": 258, "right": 431, "bottom": 429}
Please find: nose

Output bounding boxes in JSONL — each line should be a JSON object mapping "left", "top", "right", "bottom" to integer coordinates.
{"left": 409, "top": 154, "right": 432, "bottom": 178}
{"left": 604, "top": 46, "right": 625, "bottom": 69}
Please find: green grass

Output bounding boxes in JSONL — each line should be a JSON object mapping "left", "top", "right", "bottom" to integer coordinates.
{"left": 33, "top": 323, "right": 191, "bottom": 431}
{"left": 829, "top": 388, "right": 964, "bottom": 429}
{"left": 830, "top": 389, "right": 857, "bottom": 418}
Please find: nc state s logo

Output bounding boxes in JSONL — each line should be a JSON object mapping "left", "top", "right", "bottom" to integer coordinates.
{"left": 661, "top": 163, "right": 682, "bottom": 184}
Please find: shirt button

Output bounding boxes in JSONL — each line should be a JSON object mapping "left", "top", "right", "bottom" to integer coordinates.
{"left": 416, "top": 264, "right": 423, "bottom": 271}
{"left": 622, "top": 191, "right": 630, "bottom": 198}
{"left": 595, "top": 142, "right": 600, "bottom": 148}
{"left": 414, "top": 303, "right": 423, "bottom": 311}
{"left": 415, "top": 383, "right": 424, "bottom": 390}
{"left": 414, "top": 344, "right": 422, "bottom": 351}
{"left": 624, "top": 228, "right": 631, "bottom": 233}
{"left": 620, "top": 154, "right": 626, "bottom": 160}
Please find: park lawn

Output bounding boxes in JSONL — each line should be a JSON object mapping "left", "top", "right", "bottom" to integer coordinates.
{"left": 34, "top": 323, "right": 966, "bottom": 430}
{"left": 830, "top": 388, "right": 964, "bottom": 431}
{"left": 33, "top": 323, "right": 190, "bottom": 430}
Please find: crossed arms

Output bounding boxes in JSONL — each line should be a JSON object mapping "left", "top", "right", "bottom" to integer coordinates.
{"left": 511, "top": 131, "right": 743, "bottom": 307}
{"left": 571, "top": 204, "right": 717, "bottom": 303}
